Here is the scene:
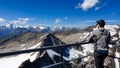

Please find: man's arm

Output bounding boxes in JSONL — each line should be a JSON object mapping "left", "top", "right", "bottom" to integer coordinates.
{"left": 107, "top": 32, "right": 111, "bottom": 44}
{"left": 85, "top": 31, "right": 95, "bottom": 43}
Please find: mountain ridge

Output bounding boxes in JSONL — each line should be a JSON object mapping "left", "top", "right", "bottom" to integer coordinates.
{"left": 0, "top": 24, "right": 73, "bottom": 38}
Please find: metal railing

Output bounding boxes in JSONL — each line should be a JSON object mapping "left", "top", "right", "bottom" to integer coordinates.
{"left": 42, "top": 55, "right": 93, "bottom": 68}
{"left": 0, "top": 42, "right": 120, "bottom": 68}
{"left": 0, "top": 42, "right": 89, "bottom": 57}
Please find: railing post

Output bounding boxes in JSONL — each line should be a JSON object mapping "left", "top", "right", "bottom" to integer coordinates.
{"left": 59, "top": 42, "right": 63, "bottom": 68}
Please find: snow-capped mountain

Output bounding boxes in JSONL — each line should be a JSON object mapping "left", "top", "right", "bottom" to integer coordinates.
{"left": 0, "top": 24, "right": 51, "bottom": 38}
{"left": 0, "top": 24, "right": 71, "bottom": 38}
{"left": 52, "top": 26, "right": 70, "bottom": 31}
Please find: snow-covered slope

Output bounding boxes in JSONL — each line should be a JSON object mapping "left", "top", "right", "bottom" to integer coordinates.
{"left": 0, "top": 42, "right": 41, "bottom": 68}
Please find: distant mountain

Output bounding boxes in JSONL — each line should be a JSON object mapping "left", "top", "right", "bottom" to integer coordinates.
{"left": 0, "top": 24, "right": 73, "bottom": 38}
{"left": 0, "top": 24, "right": 51, "bottom": 38}
{"left": 52, "top": 26, "right": 71, "bottom": 31}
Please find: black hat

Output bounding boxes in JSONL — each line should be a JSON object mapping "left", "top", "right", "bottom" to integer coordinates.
{"left": 96, "top": 19, "right": 105, "bottom": 27}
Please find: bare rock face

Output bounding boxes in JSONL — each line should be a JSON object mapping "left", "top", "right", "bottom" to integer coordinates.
{"left": 19, "top": 33, "right": 72, "bottom": 68}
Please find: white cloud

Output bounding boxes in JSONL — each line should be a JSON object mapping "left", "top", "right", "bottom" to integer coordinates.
{"left": 10, "top": 18, "right": 33, "bottom": 25}
{"left": 64, "top": 17, "right": 68, "bottom": 20}
{"left": 18, "top": 18, "right": 33, "bottom": 21}
{"left": 76, "top": 0, "right": 99, "bottom": 11}
{"left": 54, "top": 18, "right": 62, "bottom": 24}
{"left": 0, "top": 18, "right": 6, "bottom": 23}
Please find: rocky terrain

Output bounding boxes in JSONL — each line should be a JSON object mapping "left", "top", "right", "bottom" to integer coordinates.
{"left": 0, "top": 25, "right": 120, "bottom": 68}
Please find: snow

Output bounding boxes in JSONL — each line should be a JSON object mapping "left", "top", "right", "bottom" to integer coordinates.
{"left": 68, "top": 48, "right": 82, "bottom": 59}
{"left": 0, "top": 53, "right": 30, "bottom": 68}
{"left": 105, "top": 25, "right": 120, "bottom": 30}
{"left": 112, "top": 37, "right": 118, "bottom": 41}
{"left": 105, "top": 25, "right": 120, "bottom": 36}
{"left": 28, "top": 42, "right": 42, "bottom": 62}
{"left": 47, "top": 44, "right": 94, "bottom": 62}
{"left": 32, "top": 26, "right": 37, "bottom": 28}
{"left": 105, "top": 25, "right": 120, "bottom": 68}
{"left": 20, "top": 44, "right": 25, "bottom": 47}
{"left": 47, "top": 50, "right": 60, "bottom": 57}
{"left": 108, "top": 44, "right": 113, "bottom": 48}
{"left": 52, "top": 26, "right": 68, "bottom": 31}
{"left": 5, "top": 24, "right": 11, "bottom": 28}
{"left": 0, "top": 42, "right": 41, "bottom": 68}
{"left": 81, "top": 44, "right": 94, "bottom": 55}
{"left": 119, "top": 32, "right": 120, "bottom": 38}
{"left": 18, "top": 25, "right": 29, "bottom": 28}
{"left": 28, "top": 42, "right": 41, "bottom": 49}
{"left": 39, "top": 26, "right": 46, "bottom": 30}
{"left": 29, "top": 52, "right": 39, "bottom": 62}
{"left": 79, "top": 32, "right": 89, "bottom": 40}
{"left": 114, "top": 51, "right": 120, "bottom": 68}
{"left": 46, "top": 49, "right": 70, "bottom": 61}
{"left": 5, "top": 24, "right": 17, "bottom": 29}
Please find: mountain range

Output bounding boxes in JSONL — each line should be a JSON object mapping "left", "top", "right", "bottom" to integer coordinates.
{"left": 0, "top": 24, "right": 71, "bottom": 38}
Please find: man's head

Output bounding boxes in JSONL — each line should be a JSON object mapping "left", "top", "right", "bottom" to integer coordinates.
{"left": 96, "top": 19, "right": 105, "bottom": 28}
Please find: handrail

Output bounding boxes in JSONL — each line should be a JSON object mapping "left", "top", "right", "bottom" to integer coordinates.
{"left": 42, "top": 55, "right": 93, "bottom": 68}
{"left": 0, "top": 42, "right": 89, "bottom": 57}
{"left": 42, "top": 54, "right": 120, "bottom": 68}
{"left": 0, "top": 42, "right": 119, "bottom": 58}
{"left": 0, "top": 42, "right": 120, "bottom": 68}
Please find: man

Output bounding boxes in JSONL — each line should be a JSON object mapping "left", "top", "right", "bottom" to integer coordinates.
{"left": 86, "top": 20, "right": 111, "bottom": 68}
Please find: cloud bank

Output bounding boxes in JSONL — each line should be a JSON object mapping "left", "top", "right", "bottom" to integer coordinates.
{"left": 10, "top": 18, "right": 33, "bottom": 25}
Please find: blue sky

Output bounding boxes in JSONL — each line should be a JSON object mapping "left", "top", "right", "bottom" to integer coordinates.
{"left": 0, "top": 0, "right": 120, "bottom": 28}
